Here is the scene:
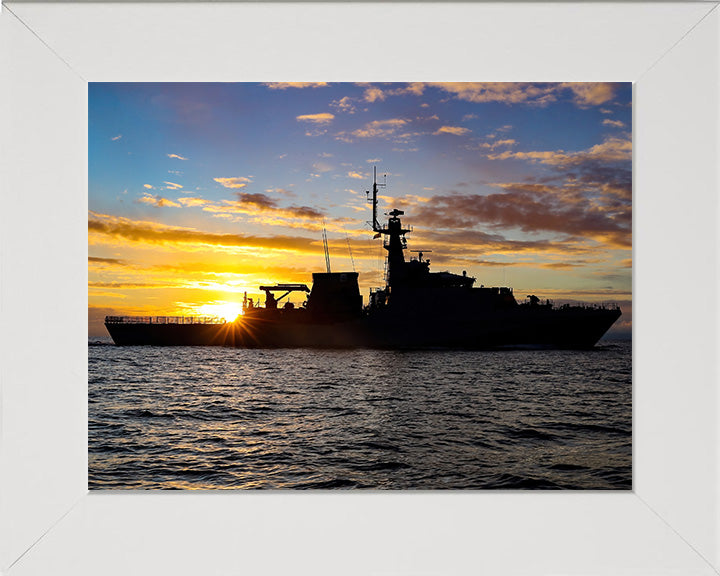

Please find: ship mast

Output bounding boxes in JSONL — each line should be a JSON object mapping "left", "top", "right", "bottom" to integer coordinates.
{"left": 367, "top": 166, "right": 384, "bottom": 232}
{"left": 366, "top": 168, "right": 411, "bottom": 288}
{"left": 322, "top": 225, "right": 331, "bottom": 273}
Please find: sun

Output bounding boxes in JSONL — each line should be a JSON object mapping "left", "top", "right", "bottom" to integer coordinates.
{"left": 194, "top": 301, "right": 244, "bottom": 322}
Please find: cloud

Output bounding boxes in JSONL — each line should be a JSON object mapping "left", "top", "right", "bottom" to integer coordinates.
{"left": 266, "top": 187, "right": 296, "bottom": 197}
{"left": 139, "top": 192, "right": 181, "bottom": 208}
{"left": 347, "top": 171, "right": 365, "bottom": 180}
{"left": 264, "top": 82, "right": 329, "bottom": 90}
{"left": 541, "top": 262, "right": 585, "bottom": 270}
{"left": 143, "top": 184, "right": 154, "bottom": 189}
{"left": 214, "top": 176, "right": 252, "bottom": 189}
{"left": 417, "top": 228, "right": 589, "bottom": 258}
{"left": 235, "top": 192, "right": 278, "bottom": 210}
{"left": 434, "top": 126, "right": 471, "bottom": 136}
{"left": 422, "top": 254, "right": 605, "bottom": 270}
{"left": 472, "top": 139, "right": 517, "bottom": 151}
{"left": 331, "top": 96, "right": 356, "bottom": 114}
{"left": 363, "top": 87, "right": 385, "bottom": 102}
{"left": 88, "top": 256, "right": 127, "bottom": 266}
{"left": 313, "top": 161, "right": 333, "bottom": 173}
{"left": 296, "top": 113, "right": 335, "bottom": 124}
{"left": 389, "top": 83, "right": 425, "bottom": 97}
{"left": 401, "top": 127, "right": 632, "bottom": 252}
{"left": 426, "top": 82, "right": 560, "bottom": 106}
{"left": 163, "top": 181, "right": 184, "bottom": 190}
{"left": 111, "top": 134, "right": 122, "bottom": 141}
{"left": 488, "top": 135, "right": 631, "bottom": 166}
{"left": 603, "top": 119, "right": 625, "bottom": 128}
{"left": 167, "top": 153, "right": 188, "bottom": 160}
{"left": 89, "top": 281, "right": 166, "bottom": 289}
{"left": 177, "top": 197, "right": 209, "bottom": 207}
{"left": 283, "top": 206, "right": 324, "bottom": 219}
{"left": 229, "top": 192, "right": 324, "bottom": 220}
{"left": 171, "top": 191, "right": 326, "bottom": 223}
{"left": 562, "top": 82, "right": 617, "bottom": 106}
{"left": 348, "top": 118, "right": 410, "bottom": 140}
{"left": 411, "top": 178, "right": 631, "bottom": 249}
{"left": 89, "top": 212, "right": 320, "bottom": 253}
{"left": 391, "top": 82, "right": 620, "bottom": 108}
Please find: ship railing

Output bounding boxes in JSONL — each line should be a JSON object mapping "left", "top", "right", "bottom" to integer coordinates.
{"left": 587, "top": 302, "right": 621, "bottom": 310}
{"left": 556, "top": 302, "right": 621, "bottom": 311}
{"left": 104, "top": 315, "right": 225, "bottom": 325}
{"left": 379, "top": 223, "right": 414, "bottom": 233}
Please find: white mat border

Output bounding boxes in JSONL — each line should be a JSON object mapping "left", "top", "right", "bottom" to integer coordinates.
{"left": 1, "top": 3, "right": 718, "bottom": 574}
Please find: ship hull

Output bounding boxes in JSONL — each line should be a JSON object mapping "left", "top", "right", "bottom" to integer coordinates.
{"left": 367, "top": 307, "right": 621, "bottom": 349}
{"left": 105, "top": 307, "right": 621, "bottom": 349}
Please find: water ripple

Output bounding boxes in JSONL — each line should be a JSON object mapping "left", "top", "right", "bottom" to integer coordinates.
{"left": 89, "top": 340, "right": 631, "bottom": 489}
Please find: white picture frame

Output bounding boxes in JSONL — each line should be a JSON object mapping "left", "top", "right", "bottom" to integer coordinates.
{"left": 1, "top": 2, "right": 718, "bottom": 574}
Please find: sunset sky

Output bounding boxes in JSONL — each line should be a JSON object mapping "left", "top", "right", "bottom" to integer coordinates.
{"left": 89, "top": 82, "right": 631, "bottom": 337}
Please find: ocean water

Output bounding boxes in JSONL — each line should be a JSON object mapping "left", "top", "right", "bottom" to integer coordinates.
{"left": 88, "top": 339, "right": 631, "bottom": 490}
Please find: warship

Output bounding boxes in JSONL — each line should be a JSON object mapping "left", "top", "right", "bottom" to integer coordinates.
{"left": 105, "top": 170, "right": 621, "bottom": 349}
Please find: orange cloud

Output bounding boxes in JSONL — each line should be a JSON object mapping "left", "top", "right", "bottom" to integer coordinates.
{"left": 382, "top": 82, "right": 621, "bottom": 108}
{"left": 177, "top": 197, "right": 209, "bottom": 207}
{"left": 331, "top": 96, "right": 356, "bottom": 114}
{"left": 167, "top": 153, "right": 188, "bottom": 161}
{"left": 363, "top": 87, "right": 385, "bottom": 102}
{"left": 562, "top": 82, "right": 617, "bottom": 106}
{"left": 296, "top": 113, "right": 335, "bottom": 124}
{"left": 88, "top": 212, "right": 320, "bottom": 253}
{"left": 474, "top": 139, "right": 517, "bottom": 151}
{"left": 412, "top": 182, "right": 630, "bottom": 250}
{"left": 89, "top": 281, "right": 167, "bottom": 289}
{"left": 264, "top": 82, "right": 329, "bottom": 90}
{"left": 441, "top": 230, "right": 585, "bottom": 253}
{"left": 214, "top": 177, "right": 252, "bottom": 189}
{"left": 426, "top": 82, "right": 559, "bottom": 106}
{"left": 169, "top": 191, "right": 325, "bottom": 224}
{"left": 488, "top": 136, "right": 631, "bottom": 166}
{"left": 88, "top": 256, "right": 127, "bottom": 266}
{"left": 348, "top": 119, "right": 410, "bottom": 140}
{"left": 603, "top": 119, "right": 625, "bottom": 128}
{"left": 434, "top": 126, "right": 471, "bottom": 136}
{"left": 139, "top": 192, "right": 181, "bottom": 208}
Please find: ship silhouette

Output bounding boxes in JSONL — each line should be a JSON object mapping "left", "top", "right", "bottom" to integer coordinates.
{"left": 105, "top": 169, "right": 621, "bottom": 348}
